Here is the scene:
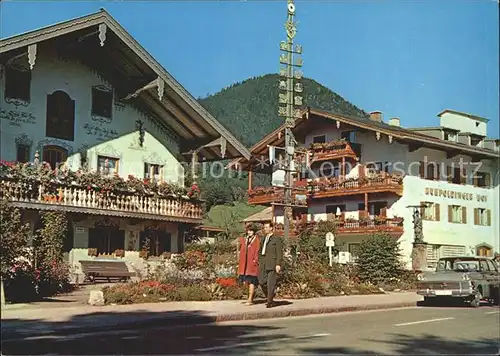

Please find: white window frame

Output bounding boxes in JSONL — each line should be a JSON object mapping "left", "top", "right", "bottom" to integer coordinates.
{"left": 97, "top": 155, "right": 120, "bottom": 177}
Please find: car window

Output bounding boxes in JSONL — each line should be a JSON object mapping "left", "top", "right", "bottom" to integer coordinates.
{"left": 479, "top": 260, "right": 489, "bottom": 271}
{"left": 486, "top": 260, "right": 498, "bottom": 272}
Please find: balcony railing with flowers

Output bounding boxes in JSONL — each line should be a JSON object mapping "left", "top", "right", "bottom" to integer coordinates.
{"left": 274, "top": 215, "right": 404, "bottom": 238}
{"left": 310, "top": 139, "right": 362, "bottom": 162}
{"left": 306, "top": 172, "right": 403, "bottom": 198}
{"left": 247, "top": 186, "right": 308, "bottom": 206}
{"left": 0, "top": 161, "right": 203, "bottom": 221}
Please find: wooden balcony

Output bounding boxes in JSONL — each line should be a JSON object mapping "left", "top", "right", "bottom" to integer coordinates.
{"left": 336, "top": 217, "right": 404, "bottom": 235}
{"left": 247, "top": 186, "right": 308, "bottom": 206}
{"left": 307, "top": 174, "right": 403, "bottom": 199}
{"left": 0, "top": 179, "right": 203, "bottom": 223}
{"left": 310, "top": 140, "right": 362, "bottom": 163}
{"left": 273, "top": 216, "right": 404, "bottom": 238}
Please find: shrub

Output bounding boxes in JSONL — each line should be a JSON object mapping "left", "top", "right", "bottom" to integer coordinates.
{"left": 0, "top": 200, "right": 31, "bottom": 279}
{"left": 172, "top": 250, "right": 208, "bottom": 271}
{"left": 296, "top": 220, "right": 339, "bottom": 263}
{"left": 356, "top": 233, "right": 404, "bottom": 285}
{"left": 3, "top": 260, "right": 39, "bottom": 302}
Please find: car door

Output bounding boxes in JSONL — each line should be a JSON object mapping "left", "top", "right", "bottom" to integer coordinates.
{"left": 485, "top": 260, "right": 500, "bottom": 298}
{"left": 478, "top": 259, "right": 491, "bottom": 298}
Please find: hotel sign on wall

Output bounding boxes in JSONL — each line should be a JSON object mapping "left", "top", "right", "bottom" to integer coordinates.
{"left": 425, "top": 187, "right": 487, "bottom": 202}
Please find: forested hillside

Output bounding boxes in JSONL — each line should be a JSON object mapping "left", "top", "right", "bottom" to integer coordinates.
{"left": 196, "top": 74, "right": 368, "bottom": 212}
{"left": 199, "top": 73, "right": 368, "bottom": 147}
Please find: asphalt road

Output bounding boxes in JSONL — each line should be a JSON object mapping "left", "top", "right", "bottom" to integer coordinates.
{"left": 2, "top": 305, "right": 499, "bottom": 355}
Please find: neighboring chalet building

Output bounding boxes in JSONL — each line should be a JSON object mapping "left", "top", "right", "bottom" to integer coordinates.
{"left": 229, "top": 108, "right": 499, "bottom": 269}
{"left": 0, "top": 10, "right": 250, "bottom": 279}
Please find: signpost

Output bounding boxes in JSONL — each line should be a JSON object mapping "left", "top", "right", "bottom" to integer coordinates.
{"left": 325, "top": 232, "right": 335, "bottom": 266}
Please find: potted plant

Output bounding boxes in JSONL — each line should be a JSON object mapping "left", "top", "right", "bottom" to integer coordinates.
{"left": 139, "top": 250, "right": 149, "bottom": 259}
{"left": 114, "top": 249, "right": 125, "bottom": 257}
{"left": 88, "top": 248, "right": 98, "bottom": 257}
{"left": 162, "top": 252, "right": 172, "bottom": 259}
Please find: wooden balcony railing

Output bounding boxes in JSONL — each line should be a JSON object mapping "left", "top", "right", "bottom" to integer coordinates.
{"left": 273, "top": 216, "right": 404, "bottom": 238}
{"left": 310, "top": 140, "right": 362, "bottom": 162}
{"left": 247, "top": 186, "right": 307, "bottom": 206}
{"left": 336, "top": 217, "right": 404, "bottom": 234}
{"left": 0, "top": 179, "right": 203, "bottom": 222}
{"left": 248, "top": 174, "right": 403, "bottom": 204}
{"left": 307, "top": 174, "right": 403, "bottom": 198}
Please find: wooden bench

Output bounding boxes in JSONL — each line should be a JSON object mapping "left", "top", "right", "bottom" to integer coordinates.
{"left": 79, "top": 260, "right": 135, "bottom": 283}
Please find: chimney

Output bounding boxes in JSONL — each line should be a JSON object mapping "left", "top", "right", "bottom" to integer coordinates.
{"left": 369, "top": 111, "right": 383, "bottom": 123}
{"left": 388, "top": 117, "right": 400, "bottom": 127}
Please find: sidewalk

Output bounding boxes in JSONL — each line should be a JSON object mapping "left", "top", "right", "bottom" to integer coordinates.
{"left": 1, "top": 292, "right": 422, "bottom": 339}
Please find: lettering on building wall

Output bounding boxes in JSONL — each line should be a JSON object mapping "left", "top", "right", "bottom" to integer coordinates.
{"left": 424, "top": 187, "right": 487, "bottom": 202}
{"left": 0, "top": 109, "right": 36, "bottom": 127}
{"left": 83, "top": 123, "right": 118, "bottom": 142}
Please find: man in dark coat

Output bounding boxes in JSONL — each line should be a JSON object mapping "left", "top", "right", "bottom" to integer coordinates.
{"left": 258, "top": 221, "right": 283, "bottom": 308}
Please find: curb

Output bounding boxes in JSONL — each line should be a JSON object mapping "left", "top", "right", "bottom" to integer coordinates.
{"left": 215, "top": 301, "right": 417, "bottom": 322}
{"left": 1, "top": 301, "right": 417, "bottom": 341}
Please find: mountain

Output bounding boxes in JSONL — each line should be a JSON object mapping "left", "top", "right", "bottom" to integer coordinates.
{"left": 198, "top": 73, "right": 369, "bottom": 147}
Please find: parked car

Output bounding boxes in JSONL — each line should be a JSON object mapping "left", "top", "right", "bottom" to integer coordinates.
{"left": 416, "top": 256, "right": 500, "bottom": 307}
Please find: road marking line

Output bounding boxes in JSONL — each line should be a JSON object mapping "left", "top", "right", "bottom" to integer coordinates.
{"left": 485, "top": 310, "right": 500, "bottom": 314}
{"left": 195, "top": 333, "right": 330, "bottom": 352}
{"left": 394, "top": 317, "right": 454, "bottom": 326}
{"left": 121, "top": 336, "right": 140, "bottom": 340}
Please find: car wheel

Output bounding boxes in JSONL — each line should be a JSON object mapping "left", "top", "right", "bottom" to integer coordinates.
{"left": 470, "top": 289, "right": 482, "bottom": 308}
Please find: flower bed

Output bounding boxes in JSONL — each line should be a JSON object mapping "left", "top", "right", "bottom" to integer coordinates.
{"left": 101, "top": 233, "right": 415, "bottom": 305}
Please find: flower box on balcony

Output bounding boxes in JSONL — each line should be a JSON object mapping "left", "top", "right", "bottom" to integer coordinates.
{"left": 114, "top": 249, "right": 125, "bottom": 257}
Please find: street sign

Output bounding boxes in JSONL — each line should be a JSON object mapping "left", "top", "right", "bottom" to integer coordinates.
{"left": 325, "top": 232, "right": 335, "bottom": 266}
{"left": 325, "top": 232, "right": 335, "bottom": 247}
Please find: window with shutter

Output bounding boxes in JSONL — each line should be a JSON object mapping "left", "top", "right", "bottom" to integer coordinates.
{"left": 435, "top": 203, "right": 440, "bottom": 221}
{"left": 486, "top": 210, "right": 491, "bottom": 226}
{"left": 5, "top": 66, "right": 31, "bottom": 102}
{"left": 45, "top": 90, "right": 75, "bottom": 141}
{"left": 449, "top": 205, "right": 463, "bottom": 223}
{"left": 436, "top": 164, "right": 441, "bottom": 181}
{"left": 419, "top": 161, "right": 425, "bottom": 178}
{"left": 422, "top": 202, "right": 436, "bottom": 221}
{"left": 461, "top": 207, "right": 467, "bottom": 224}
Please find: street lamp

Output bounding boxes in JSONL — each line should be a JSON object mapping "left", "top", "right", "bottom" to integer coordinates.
{"left": 278, "top": 0, "right": 303, "bottom": 243}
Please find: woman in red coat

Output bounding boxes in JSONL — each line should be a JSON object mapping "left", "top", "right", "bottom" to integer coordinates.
{"left": 237, "top": 223, "right": 261, "bottom": 305}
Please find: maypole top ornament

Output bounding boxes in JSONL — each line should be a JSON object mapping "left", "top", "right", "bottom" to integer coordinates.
{"left": 288, "top": 1, "right": 296, "bottom": 14}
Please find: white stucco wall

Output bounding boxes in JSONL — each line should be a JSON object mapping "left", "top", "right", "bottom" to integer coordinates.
{"left": 439, "top": 112, "right": 487, "bottom": 137}
{"left": 0, "top": 45, "right": 184, "bottom": 184}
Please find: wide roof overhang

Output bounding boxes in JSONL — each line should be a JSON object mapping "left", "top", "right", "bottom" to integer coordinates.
{"left": 0, "top": 9, "right": 250, "bottom": 162}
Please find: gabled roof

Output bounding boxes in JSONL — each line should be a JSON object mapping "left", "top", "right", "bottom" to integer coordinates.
{"left": 0, "top": 9, "right": 250, "bottom": 161}
{"left": 228, "top": 107, "right": 499, "bottom": 171}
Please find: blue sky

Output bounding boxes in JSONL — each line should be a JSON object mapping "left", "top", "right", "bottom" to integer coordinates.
{"left": 1, "top": 0, "right": 498, "bottom": 138}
